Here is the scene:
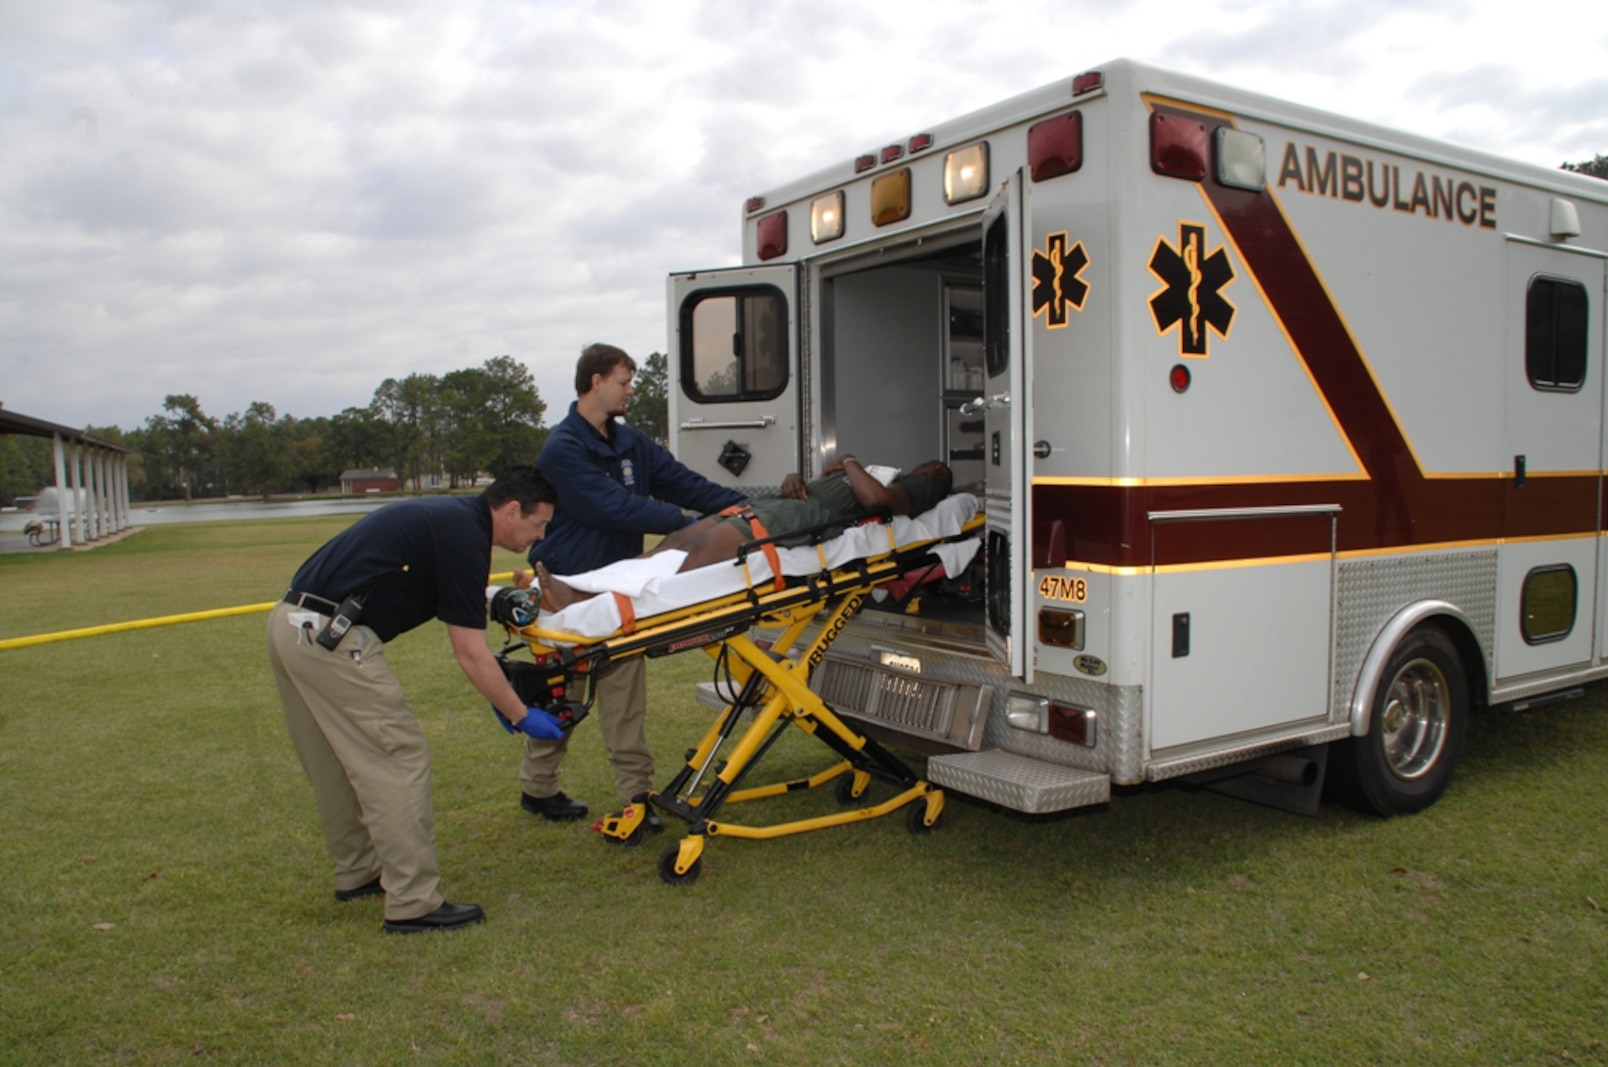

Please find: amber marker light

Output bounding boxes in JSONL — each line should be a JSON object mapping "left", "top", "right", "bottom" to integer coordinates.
{"left": 870, "top": 168, "right": 911, "bottom": 226}
{"left": 810, "top": 191, "right": 844, "bottom": 243}
{"left": 944, "top": 142, "right": 990, "bottom": 204}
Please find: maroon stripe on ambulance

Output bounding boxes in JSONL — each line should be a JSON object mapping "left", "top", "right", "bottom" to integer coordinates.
{"left": 1033, "top": 105, "right": 1596, "bottom": 571}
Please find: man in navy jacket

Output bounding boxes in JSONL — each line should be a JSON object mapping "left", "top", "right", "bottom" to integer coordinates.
{"left": 519, "top": 343, "right": 742, "bottom": 827}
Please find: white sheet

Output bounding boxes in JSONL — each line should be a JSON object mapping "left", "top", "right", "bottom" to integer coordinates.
{"left": 529, "top": 493, "right": 981, "bottom": 641}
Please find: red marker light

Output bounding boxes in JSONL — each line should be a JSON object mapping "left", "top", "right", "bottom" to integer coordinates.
{"left": 855, "top": 154, "right": 877, "bottom": 174}
{"left": 1028, "top": 111, "right": 1082, "bottom": 183}
{"left": 1170, "top": 364, "right": 1191, "bottom": 393}
{"left": 756, "top": 210, "right": 788, "bottom": 261}
{"left": 880, "top": 143, "right": 904, "bottom": 164}
{"left": 908, "top": 132, "right": 934, "bottom": 153}
{"left": 1151, "top": 113, "right": 1208, "bottom": 181}
{"left": 745, "top": 196, "right": 765, "bottom": 214}
{"left": 1072, "top": 71, "right": 1104, "bottom": 95}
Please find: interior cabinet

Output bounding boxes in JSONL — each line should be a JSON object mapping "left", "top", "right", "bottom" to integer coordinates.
{"left": 942, "top": 285, "right": 985, "bottom": 488}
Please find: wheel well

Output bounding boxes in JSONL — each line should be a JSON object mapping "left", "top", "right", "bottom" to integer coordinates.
{"left": 1428, "top": 616, "right": 1489, "bottom": 709}
{"left": 1350, "top": 604, "right": 1488, "bottom": 736}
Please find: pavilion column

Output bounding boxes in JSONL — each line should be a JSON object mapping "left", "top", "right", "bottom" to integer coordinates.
{"left": 52, "top": 434, "right": 73, "bottom": 549}
{"left": 116, "top": 454, "right": 132, "bottom": 530}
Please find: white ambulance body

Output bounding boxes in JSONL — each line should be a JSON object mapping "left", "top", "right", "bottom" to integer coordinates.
{"left": 667, "top": 59, "right": 1608, "bottom": 816}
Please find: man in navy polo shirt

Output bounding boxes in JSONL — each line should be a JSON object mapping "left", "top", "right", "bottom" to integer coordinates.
{"left": 268, "top": 466, "right": 558, "bottom": 934}
{"left": 519, "top": 343, "right": 743, "bottom": 829}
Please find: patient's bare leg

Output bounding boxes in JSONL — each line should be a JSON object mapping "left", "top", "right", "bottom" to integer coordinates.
{"left": 534, "top": 562, "right": 595, "bottom": 611}
{"left": 651, "top": 514, "right": 727, "bottom": 555}
{"left": 676, "top": 522, "right": 753, "bottom": 571}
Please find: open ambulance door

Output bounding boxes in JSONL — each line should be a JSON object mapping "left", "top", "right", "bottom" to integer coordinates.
{"left": 668, "top": 265, "right": 801, "bottom": 492}
{"left": 981, "top": 172, "right": 1033, "bottom": 681}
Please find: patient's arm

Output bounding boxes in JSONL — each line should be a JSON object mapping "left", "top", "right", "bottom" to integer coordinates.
{"left": 839, "top": 457, "right": 911, "bottom": 515}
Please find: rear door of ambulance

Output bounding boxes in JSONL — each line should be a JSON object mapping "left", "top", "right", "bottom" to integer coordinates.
{"left": 668, "top": 266, "right": 802, "bottom": 493}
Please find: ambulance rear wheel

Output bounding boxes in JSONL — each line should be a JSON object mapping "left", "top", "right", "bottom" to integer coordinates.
{"left": 657, "top": 844, "right": 702, "bottom": 886}
{"left": 1337, "top": 626, "right": 1468, "bottom": 816}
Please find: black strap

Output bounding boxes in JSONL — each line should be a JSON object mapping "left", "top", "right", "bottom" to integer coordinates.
{"left": 283, "top": 590, "right": 340, "bottom": 614}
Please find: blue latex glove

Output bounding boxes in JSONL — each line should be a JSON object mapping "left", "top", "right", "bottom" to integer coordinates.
{"left": 493, "top": 706, "right": 565, "bottom": 740}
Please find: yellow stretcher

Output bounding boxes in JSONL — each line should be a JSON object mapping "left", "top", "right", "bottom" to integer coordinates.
{"left": 496, "top": 500, "right": 984, "bottom": 884}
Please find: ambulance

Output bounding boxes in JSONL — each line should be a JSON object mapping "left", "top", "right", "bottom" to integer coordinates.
{"left": 666, "top": 58, "right": 1608, "bottom": 818}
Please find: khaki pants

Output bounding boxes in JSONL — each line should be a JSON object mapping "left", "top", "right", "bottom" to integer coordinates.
{"left": 266, "top": 603, "right": 443, "bottom": 922}
{"left": 520, "top": 654, "right": 652, "bottom": 804}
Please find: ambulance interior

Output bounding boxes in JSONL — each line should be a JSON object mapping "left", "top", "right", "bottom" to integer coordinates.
{"left": 813, "top": 234, "right": 990, "bottom": 623}
{"left": 815, "top": 235, "right": 987, "bottom": 495}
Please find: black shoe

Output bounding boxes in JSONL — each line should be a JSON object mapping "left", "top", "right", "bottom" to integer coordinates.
{"left": 520, "top": 790, "right": 589, "bottom": 821}
{"left": 382, "top": 901, "right": 485, "bottom": 935}
{"left": 334, "top": 875, "right": 383, "bottom": 902}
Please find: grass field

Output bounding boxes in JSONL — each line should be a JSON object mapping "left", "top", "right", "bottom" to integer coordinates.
{"left": 2, "top": 518, "right": 1605, "bottom": 1065}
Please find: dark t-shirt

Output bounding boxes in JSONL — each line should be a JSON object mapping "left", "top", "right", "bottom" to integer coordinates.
{"left": 288, "top": 494, "right": 493, "bottom": 642}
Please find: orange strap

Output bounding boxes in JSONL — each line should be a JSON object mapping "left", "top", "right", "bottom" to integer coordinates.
{"left": 611, "top": 592, "right": 636, "bottom": 635}
{"left": 720, "top": 505, "right": 785, "bottom": 593}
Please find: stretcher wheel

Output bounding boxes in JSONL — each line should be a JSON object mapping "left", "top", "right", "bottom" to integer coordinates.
{"left": 657, "top": 844, "right": 702, "bottom": 885}
{"left": 905, "top": 798, "right": 943, "bottom": 835}
{"left": 606, "top": 824, "right": 646, "bottom": 848}
{"left": 835, "top": 773, "right": 868, "bottom": 805}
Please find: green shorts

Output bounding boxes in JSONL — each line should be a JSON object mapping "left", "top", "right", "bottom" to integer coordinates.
{"left": 723, "top": 497, "right": 844, "bottom": 548}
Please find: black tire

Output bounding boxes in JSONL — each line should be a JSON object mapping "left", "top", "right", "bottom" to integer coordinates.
{"left": 1335, "top": 626, "right": 1468, "bottom": 816}
{"left": 657, "top": 844, "right": 702, "bottom": 886}
{"left": 835, "top": 774, "right": 866, "bottom": 806}
{"left": 905, "top": 799, "right": 943, "bottom": 835}
{"left": 604, "top": 824, "right": 645, "bottom": 849}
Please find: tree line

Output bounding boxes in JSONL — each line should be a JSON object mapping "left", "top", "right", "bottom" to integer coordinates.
{"left": 0, "top": 352, "right": 670, "bottom": 506}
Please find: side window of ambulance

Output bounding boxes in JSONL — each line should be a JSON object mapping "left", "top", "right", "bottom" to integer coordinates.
{"left": 680, "top": 286, "right": 789, "bottom": 402}
{"left": 1525, "top": 275, "right": 1588, "bottom": 392}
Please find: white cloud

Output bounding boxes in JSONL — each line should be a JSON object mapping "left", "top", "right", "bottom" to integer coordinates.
{"left": 0, "top": 0, "right": 1603, "bottom": 430}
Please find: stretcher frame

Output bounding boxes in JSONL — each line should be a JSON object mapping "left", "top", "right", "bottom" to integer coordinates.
{"left": 500, "top": 512, "right": 983, "bottom": 884}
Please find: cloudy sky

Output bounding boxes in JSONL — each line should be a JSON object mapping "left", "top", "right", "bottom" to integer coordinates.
{"left": 2, "top": 0, "right": 1604, "bottom": 433}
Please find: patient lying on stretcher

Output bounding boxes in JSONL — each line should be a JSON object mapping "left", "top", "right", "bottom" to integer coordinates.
{"left": 524, "top": 457, "right": 953, "bottom": 612}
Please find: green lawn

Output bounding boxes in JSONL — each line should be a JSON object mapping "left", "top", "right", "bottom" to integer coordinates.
{"left": 1, "top": 520, "right": 1604, "bottom": 1065}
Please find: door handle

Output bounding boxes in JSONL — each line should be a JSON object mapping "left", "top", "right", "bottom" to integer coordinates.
{"left": 680, "top": 415, "right": 777, "bottom": 431}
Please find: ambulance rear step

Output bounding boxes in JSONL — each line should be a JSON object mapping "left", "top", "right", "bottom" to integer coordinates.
{"left": 926, "top": 751, "right": 1111, "bottom": 814}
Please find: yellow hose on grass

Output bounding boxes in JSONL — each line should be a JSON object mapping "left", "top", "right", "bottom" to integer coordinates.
{"left": 0, "top": 571, "right": 525, "bottom": 651}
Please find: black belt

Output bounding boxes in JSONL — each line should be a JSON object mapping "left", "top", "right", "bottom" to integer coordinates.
{"left": 283, "top": 590, "right": 340, "bottom": 614}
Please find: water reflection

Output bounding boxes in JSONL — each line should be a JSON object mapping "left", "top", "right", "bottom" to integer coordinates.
{"left": 0, "top": 496, "right": 399, "bottom": 534}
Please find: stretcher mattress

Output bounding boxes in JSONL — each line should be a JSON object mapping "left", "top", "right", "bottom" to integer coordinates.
{"left": 536, "top": 493, "right": 981, "bottom": 640}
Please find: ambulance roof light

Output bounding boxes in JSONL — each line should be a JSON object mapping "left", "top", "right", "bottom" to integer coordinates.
{"left": 1214, "top": 127, "right": 1266, "bottom": 191}
{"left": 909, "top": 132, "right": 934, "bottom": 153}
{"left": 855, "top": 154, "right": 877, "bottom": 174}
{"left": 870, "top": 168, "right": 911, "bottom": 226}
{"left": 756, "top": 210, "right": 788, "bottom": 261}
{"left": 1027, "top": 111, "right": 1082, "bottom": 182}
{"left": 810, "top": 191, "right": 844, "bottom": 244}
{"left": 880, "top": 143, "right": 904, "bottom": 164}
{"left": 1151, "top": 112, "right": 1207, "bottom": 181}
{"left": 745, "top": 196, "right": 765, "bottom": 215}
{"left": 1072, "top": 71, "right": 1104, "bottom": 95}
{"left": 944, "top": 142, "right": 990, "bottom": 204}
{"left": 1551, "top": 198, "right": 1582, "bottom": 239}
